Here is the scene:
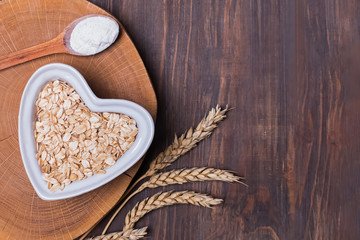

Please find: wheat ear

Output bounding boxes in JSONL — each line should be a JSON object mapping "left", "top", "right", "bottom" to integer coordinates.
{"left": 102, "top": 167, "right": 241, "bottom": 235}
{"left": 86, "top": 227, "right": 147, "bottom": 240}
{"left": 101, "top": 105, "right": 229, "bottom": 235}
{"left": 136, "top": 167, "right": 245, "bottom": 192}
{"left": 123, "top": 191, "right": 222, "bottom": 231}
{"left": 144, "top": 105, "right": 229, "bottom": 177}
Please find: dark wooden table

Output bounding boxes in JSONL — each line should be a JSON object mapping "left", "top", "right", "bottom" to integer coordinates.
{"left": 86, "top": 1, "right": 360, "bottom": 239}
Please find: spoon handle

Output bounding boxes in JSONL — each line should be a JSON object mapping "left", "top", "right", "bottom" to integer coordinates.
{"left": 0, "top": 35, "right": 67, "bottom": 70}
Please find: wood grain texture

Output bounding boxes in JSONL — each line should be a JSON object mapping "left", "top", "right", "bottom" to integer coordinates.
{"left": 85, "top": 0, "right": 360, "bottom": 239}
{"left": 0, "top": 0, "right": 156, "bottom": 239}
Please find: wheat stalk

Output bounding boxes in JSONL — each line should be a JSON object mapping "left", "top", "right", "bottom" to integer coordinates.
{"left": 86, "top": 227, "right": 147, "bottom": 240}
{"left": 123, "top": 191, "right": 222, "bottom": 231}
{"left": 101, "top": 105, "right": 229, "bottom": 235}
{"left": 145, "top": 105, "right": 229, "bottom": 177}
{"left": 136, "top": 167, "right": 245, "bottom": 192}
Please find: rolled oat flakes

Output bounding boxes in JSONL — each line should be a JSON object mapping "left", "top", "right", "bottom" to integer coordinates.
{"left": 34, "top": 80, "right": 138, "bottom": 192}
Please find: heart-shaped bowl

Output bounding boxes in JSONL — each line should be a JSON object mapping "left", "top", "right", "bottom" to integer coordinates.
{"left": 18, "top": 63, "right": 154, "bottom": 200}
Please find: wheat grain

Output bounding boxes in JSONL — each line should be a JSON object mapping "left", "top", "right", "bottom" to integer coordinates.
{"left": 123, "top": 191, "right": 222, "bottom": 231}
{"left": 86, "top": 227, "right": 147, "bottom": 240}
{"left": 136, "top": 167, "right": 244, "bottom": 192}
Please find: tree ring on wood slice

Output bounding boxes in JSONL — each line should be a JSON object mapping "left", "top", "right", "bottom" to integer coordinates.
{"left": 0, "top": 0, "right": 156, "bottom": 239}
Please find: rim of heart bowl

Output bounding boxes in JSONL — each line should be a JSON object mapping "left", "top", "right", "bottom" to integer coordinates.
{"left": 18, "top": 63, "right": 154, "bottom": 200}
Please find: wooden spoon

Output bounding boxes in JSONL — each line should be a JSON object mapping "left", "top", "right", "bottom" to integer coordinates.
{"left": 0, "top": 14, "right": 119, "bottom": 70}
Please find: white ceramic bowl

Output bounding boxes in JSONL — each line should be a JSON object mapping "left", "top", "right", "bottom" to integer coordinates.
{"left": 18, "top": 63, "right": 154, "bottom": 200}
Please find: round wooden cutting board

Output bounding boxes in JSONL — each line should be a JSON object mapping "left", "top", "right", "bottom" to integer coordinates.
{"left": 0, "top": 0, "right": 157, "bottom": 239}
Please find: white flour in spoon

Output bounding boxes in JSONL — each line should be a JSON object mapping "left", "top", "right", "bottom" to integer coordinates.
{"left": 70, "top": 16, "right": 119, "bottom": 56}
